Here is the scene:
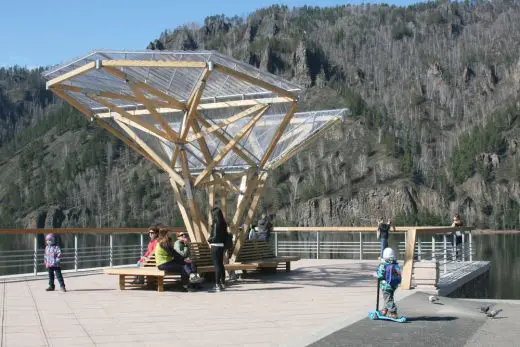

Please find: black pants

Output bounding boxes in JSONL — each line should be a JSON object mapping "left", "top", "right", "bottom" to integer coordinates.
{"left": 48, "top": 266, "right": 65, "bottom": 288}
{"left": 211, "top": 246, "right": 225, "bottom": 285}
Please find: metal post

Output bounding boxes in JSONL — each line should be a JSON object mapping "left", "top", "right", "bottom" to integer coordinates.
{"left": 443, "top": 234, "right": 447, "bottom": 274}
{"left": 109, "top": 233, "right": 113, "bottom": 268}
{"left": 359, "top": 232, "right": 363, "bottom": 260}
{"left": 469, "top": 232, "right": 473, "bottom": 262}
{"left": 461, "top": 233, "right": 465, "bottom": 261}
{"left": 431, "top": 235, "right": 436, "bottom": 260}
{"left": 33, "top": 234, "right": 38, "bottom": 276}
{"left": 274, "top": 232, "right": 278, "bottom": 256}
{"left": 316, "top": 231, "right": 320, "bottom": 259}
{"left": 140, "top": 233, "right": 144, "bottom": 256}
{"left": 74, "top": 234, "right": 78, "bottom": 272}
{"left": 417, "top": 236, "right": 422, "bottom": 261}
{"left": 452, "top": 233, "right": 456, "bottom": 261}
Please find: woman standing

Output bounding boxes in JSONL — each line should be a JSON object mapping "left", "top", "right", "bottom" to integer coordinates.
{"left": 208, "top": 207, "right": 227, "bottom": 292}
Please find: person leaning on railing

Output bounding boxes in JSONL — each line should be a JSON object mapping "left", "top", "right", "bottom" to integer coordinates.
{"left": 451, "top": 214, "right": 464, "bottom": 260}
{"left": 377, "top": 218, "right": 395, "bottom": 259}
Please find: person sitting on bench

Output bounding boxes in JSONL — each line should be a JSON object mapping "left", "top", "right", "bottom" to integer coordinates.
{"left": 154, "top": 228, "right": 202, "bottom": 291}
{"left": 133, "top": 226, "right": 159, "bottom": 284}
{"left": 174, "top": 231, "right": 202, "bottom": 285}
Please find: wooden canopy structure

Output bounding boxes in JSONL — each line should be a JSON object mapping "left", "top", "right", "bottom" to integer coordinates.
{"left": 44, "top": 50, "right": 346, "bottom": 260}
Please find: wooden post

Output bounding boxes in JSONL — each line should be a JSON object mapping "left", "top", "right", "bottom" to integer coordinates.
{"left": 401, "top": 229, "right": 416, "bottom": 290}
{"left": 359, "top": 232, "right": 363, "bottom": 260}
{"left": 119, "top": 275, "right": 125, "bottom": 290}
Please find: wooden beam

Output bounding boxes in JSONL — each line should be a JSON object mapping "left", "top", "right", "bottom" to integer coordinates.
{"left": 169, "top": 178, "right": 194, "bottom": 239}
{"left": 207, "top": 175, "right": 216, "bottom": 226}
{"left": 213, "top": 63, "right": 297, "bottom": 100}
{"left": 46, "top": 61, "right": 96, "bottom": 88}
{"left": 179, "top": 68, "right": 211, "bottom": 141}
{"left": 94, "top": 97, "right": 291, "bottom": 118}
{"left": 194, "top": 107, "right": 267, "bottom": 186}
{"left": 198, "top": 174, "right": 240, "bottom": 193}
{"left": 231, "top": 172, "right": 268, "bottom": 261}
{"left": 54, "top": 84, "right": 147, "bottom": 105}
{"left": 51, "top": 88, "right": 164, "bottom": 170}
{"left": 260, "top": 101, "right": 297, "bottom": 168}
{"left": 114, "top": 118, "right": 185, "bottom": 187}
{"left": 402, "top": 229, "right": 417, "bottom": 290}
{"left": 89, "top": 95, "right": 172, "bottom": 142}
{"left": 129, "top": 83, "right": 181, "bottom": 142}
{"left": 102, "top": 60, "right": 207, "bottom": 68}
{"left": 195, "top": 113, "right": 257, "bottom": 166}
{"left": 178, "top": 147, "right": 205, "bottom": 242}
{"left": 186, "top": 104, "right": 267, "bottom": 143}
{"left": 103, "top": 66, "right": 186, "bottom": 110}
{"left": 50, "top": 88, "right": 93, "bottom": 121}
{"left": 190, "top": 118, "right": 212, "bottom": 164}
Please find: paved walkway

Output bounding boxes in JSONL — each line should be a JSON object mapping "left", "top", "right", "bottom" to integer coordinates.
{"left": 0, "top": 260, "right": 412, "bottom": 347}
{"left": 311, "top": 292, "right": 518, "bottom": 347}
{"left": 0, "top": 259, "right": 515, "bottom": 347}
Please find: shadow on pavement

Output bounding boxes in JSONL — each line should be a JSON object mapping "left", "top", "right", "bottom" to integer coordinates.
{"left": 407, "top": 315, "right": 458, "bottom": 322}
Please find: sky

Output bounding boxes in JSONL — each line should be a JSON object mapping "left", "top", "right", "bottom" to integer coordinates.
{"left": 0, "top": 0, "right": 415, "bottom": 69}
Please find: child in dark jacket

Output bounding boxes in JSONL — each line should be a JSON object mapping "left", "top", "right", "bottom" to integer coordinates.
{"left": 44, "top": 233, "right": 66, "bottom": 292}
{"left": 376, "top": 247, "right": 401, "bottom": 318}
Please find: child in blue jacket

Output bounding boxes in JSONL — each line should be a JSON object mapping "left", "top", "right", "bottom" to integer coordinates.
{"left": 376, "top": 247, "right": 401, "bottom": 318}
{"left": 44, "top": 233, "right": 66, "bottom": 292}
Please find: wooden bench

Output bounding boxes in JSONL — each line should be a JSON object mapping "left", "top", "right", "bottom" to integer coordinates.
{"left": 236, "top": 240, "right": 301, "bottom": 272}
{"left": 104, "top": 242, "right": 257, "bottom": 292}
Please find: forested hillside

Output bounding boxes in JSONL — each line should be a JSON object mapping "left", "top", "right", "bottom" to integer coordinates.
{"left": 2, "top": 0, "right": 520, "bottom": 229}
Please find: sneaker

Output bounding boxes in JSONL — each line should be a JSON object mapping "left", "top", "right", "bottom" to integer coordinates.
{"left": 60, "top": 287, "right": 67, "bottom": 292}
{"left": 211, "top": 285, "right": 222, "bottom": 293}
{"left": 218, "top": 283, "right": 225, "bottom": 291}
{"left": 379, "top": 309, "right": 388, "bottom": 316}
{"left": 189, "top": 274, "right": 204, "bottom": 284}
{"left": 45, "top": 287, "right": 55, "bottom": 292}
{"left": 181, "top": 285, "right": 196, "bottom": 293}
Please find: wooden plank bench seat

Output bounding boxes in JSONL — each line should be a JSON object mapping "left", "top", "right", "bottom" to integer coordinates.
{"left": 104, "top": 242, "right": 256, "bottom": 292}
{"left": 236, "top": 240, "right": 301, "bottom": 272}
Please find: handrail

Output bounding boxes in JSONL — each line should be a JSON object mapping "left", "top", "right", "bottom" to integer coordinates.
{"left": 273, "top": 226, "right": 474, "bottom": 233}
{"left": 0, "top": 227, "right": 186, "bottom": 235}
{"left": 0, "top": 226, "right": 473, "bottom": 235}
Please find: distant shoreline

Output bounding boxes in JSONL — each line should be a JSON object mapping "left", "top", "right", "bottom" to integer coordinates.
{"left": 473, "top": 229, "right": 520, "bottom": 235}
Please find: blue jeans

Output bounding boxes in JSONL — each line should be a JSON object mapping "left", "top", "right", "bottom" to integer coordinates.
{"left": 380, "top": 238, "right": 388, "bottom": 258}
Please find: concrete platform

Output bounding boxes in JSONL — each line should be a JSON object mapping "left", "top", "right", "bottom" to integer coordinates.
{"left": 0, "top": 260, "right": 413, "bottom": 347}
{"left": 0, "top": 259, "right": 507, "bottom": 347}
{"left": 310, "top": 292, "right": 518, "bottom": 347}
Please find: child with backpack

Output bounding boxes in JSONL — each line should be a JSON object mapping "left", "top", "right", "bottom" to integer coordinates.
{"left": 44, "top": 233, "right": 66, "bottom": 292}
{"left": 376, "top": 247, "right": 401, "bottom": 318}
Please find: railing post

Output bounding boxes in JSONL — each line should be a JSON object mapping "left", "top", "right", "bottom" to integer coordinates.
{"left": 316, "top": 231, "right": 320, "bottom": 259}
{"left": 140, "top": 233, "right": 144, "bottom": 256}
{"left": 109, "top": 233, "right": 113, "bottom": 268}
{"left": 443, "top": 234, "right": 447, "bottom": 274}
{"left": 431, "top": 235, "right": 436, "bottom": 260}
{"left": 74, "top": 234, "right": 78, "bottom": 272}
{"left": 33, "top": 234, "right": 38, "bottom": 276}
{"left": 274, "top": 232, "right": 278, "bottom": 256}
{"left": 417, "top": 236, "right": 422, "bottom": 261}
{"left": 359, "top": 232, "right": 363, "bottom": 260}
{"left": 452, "top": 233, "right": 456, "bottom": 261}
{"left": 469, "top": 231, "right": 473, "bottom": 262}
{"left": 461, "top": 233, "right": 465, "bottom": 261}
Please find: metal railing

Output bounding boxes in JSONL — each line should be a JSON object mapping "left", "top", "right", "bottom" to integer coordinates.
{"left": 273, "top": 231, "right": 474, "bottom": 275}
{"left": 0, "top": 226, "right": 474, "bottom": 278}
